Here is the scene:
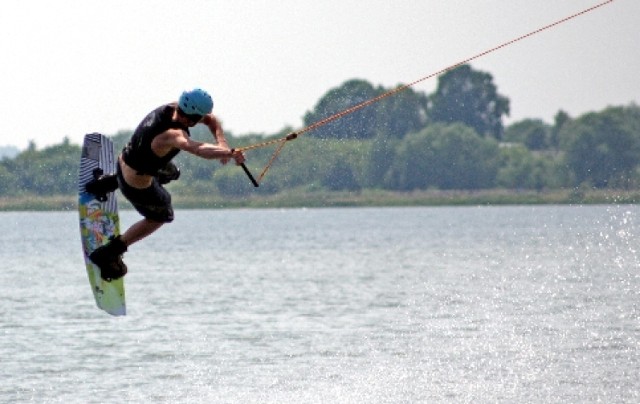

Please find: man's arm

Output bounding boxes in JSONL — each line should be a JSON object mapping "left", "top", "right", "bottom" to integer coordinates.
{"left": 156, "top": 129, "right": 244, "bottom": 164}
{"left": 201, "top": 114, "right": 228, "bottom": 148}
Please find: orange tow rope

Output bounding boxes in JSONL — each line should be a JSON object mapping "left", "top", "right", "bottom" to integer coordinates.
{"left": 236, "top": 0, "right": 615, "bottom": 186}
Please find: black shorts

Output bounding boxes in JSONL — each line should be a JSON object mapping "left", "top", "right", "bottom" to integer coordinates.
{"left": 116, "top": 164, "right": 174, "bottom": 223}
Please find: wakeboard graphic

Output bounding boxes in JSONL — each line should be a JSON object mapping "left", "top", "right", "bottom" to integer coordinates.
{"left": 78, "top": 133, "right": 126, "bottom": 316}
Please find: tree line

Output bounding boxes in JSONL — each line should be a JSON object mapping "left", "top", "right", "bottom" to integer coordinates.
{"left": 1, "top": 64, "right": 639, "bottom": 198}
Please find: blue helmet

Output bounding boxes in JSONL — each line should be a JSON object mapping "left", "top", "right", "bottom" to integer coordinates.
{"left": 178, "top": 88, "right": 214, "bottom": 116}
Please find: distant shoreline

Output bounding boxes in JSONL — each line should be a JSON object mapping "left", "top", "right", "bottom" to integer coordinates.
{"left": 1, "top": 189, "right": 639, "bottom": 211}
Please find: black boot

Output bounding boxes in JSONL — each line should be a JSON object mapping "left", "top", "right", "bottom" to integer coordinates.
{"left": 89, "top": 236, "right": 128, "bottom": 281}
{"left": 85, "top": 171, "right": 118, "bottom": 202}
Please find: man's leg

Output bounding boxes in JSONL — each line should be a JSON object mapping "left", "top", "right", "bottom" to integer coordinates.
{"left": 120, "top": 218, "right": 164, "bottom": 247}
{"left": 91, "top": 166, "right": 173, "bottom": 281}
{"left": 90, "top": 219, "right": 163, "bottom": 281}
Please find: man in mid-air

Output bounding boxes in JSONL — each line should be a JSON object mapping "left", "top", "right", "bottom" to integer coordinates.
{"left": 88, "top": 88, "right": 245, "bottom": 281}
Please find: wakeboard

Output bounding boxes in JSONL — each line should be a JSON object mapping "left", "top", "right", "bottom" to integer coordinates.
{"left": 78, "top": 133, "right": 126, "bottom": 316}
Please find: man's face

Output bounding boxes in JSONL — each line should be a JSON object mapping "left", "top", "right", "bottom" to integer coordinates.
{"left": 176, "top": 108, "right": 203, "bottom": 127}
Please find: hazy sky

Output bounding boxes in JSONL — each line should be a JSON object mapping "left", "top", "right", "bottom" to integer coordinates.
{"left": 0, "top": 0, "right": 637, "bottom": 149}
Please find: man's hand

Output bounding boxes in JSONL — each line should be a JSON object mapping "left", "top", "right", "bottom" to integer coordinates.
{"left": 231, "top": 149, "right": 245, "bottom": 165}
{"left": 218, "top": 148, "right": 245, "bottom": 166}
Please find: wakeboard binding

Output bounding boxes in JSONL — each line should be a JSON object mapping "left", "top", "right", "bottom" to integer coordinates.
{"left": 85, "top": 168, "right": 118, "bottom": 202}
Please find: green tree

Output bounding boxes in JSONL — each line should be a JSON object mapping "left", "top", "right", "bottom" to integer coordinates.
{"left": 321, "top": 159, "right": 361, "bottom": 191}
{"left": 374, "top": 86, "right": 428, "bottom": 139}
{"left": 560, "top": 105, "right": 640, "bottom": 188}
{"left": 387, "top": 123, "right": 500, "bottom": 190}
{"left": 497, "top": 145, "right": 560, "bottom": 190}
{"left": 215, "top": 168, "right": 253, "bottom": 197}
{"left": 550, "top": 110, "right": 571, "bottom": 150}
{"left": 314, "top": 140, "right": 366, "bottom": 191}
{"left": 4, "top": 138, "right": 80, "bottom": 195}
{"left": 428, "top": 64, "right": 510, "bottom": 139}
{"left": 504, "top": 119, "right": 551, "bottom": 150}
{"left": 304, "top": 79, "right": 381, "bottom": 139}
{"left": 0, "top": 164, "right": 16, "bottom": 195}
{"left": 303, "top": 80, "right": 428, "bottom": 140}
{"left": 365, "top": 134, "right": 398, "bottom": 188}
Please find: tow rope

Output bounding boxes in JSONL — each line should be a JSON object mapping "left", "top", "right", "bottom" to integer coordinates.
{"left": 236, "top": 0, "right": 615, "bottom": 187}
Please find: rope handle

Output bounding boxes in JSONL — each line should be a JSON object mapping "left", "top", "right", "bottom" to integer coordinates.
{"left": 231, "top": 148, "right": 259, "bottom": 187}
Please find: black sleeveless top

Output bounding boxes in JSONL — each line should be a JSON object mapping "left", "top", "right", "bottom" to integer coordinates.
{"left": 122, "top": 103, "right": 190, "bottom": 175}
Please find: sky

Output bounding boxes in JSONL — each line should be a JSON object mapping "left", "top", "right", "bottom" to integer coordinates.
{"left": 0, "top": 0, "right": 638, "bottom": 150}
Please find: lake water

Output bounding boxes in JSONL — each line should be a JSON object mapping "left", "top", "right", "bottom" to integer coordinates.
{"left": 0, "top": 206, "right": 638, "bottom": 403}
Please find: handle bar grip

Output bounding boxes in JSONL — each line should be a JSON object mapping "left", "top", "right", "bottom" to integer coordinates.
{"left": 231, "top": 148, "right": 259, "bottom": 187}
{"left": 240, "top": 163, "right": 259, "bottom": 187}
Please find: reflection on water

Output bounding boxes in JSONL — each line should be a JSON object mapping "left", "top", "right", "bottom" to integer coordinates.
{"left": 0, "top": 206, "right": 638, "bottom": 403}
